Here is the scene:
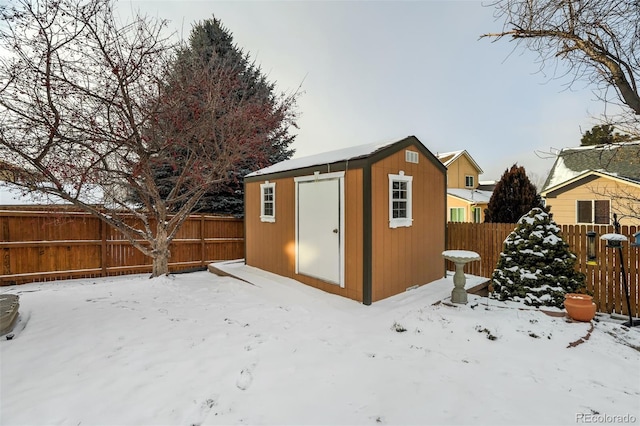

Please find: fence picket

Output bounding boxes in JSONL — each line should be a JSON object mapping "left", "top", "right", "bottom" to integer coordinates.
{"left": 446, "top": 222, "right": 639, "bottom": 317}
{"left": 0, "top": 211, "right": 244, "bottom": 285}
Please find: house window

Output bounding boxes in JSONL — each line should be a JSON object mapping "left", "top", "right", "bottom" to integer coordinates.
{"left": 472, "top": 207, "right": 481, "bottom": 223}
{"left": 260, "top": 181, "right": 275, "bottom": 222}
{"left": 465, "top": 175, "right": 474, "bottom": 188}
{"left": 450, "top": 207, "right": 465, "bottom": 222}
{"left": 577, "top": 200, "right": 610, "bottom": 224}
{"left": 388, "top": 172, "right": 413, "bottom": 228}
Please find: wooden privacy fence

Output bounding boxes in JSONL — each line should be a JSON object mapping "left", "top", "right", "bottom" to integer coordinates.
{"left": 0, "top": 210, "right": 244, "bottom": 285}
{"left": 446, "top": 222, "right": 639, "bottom": 318}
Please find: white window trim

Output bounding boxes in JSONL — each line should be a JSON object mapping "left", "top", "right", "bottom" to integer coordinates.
{"left": 576, "top": 199, "right": 611, "bottom": 225}
{"left": 450, "top": 207, "right": 465, "bottom": 223}
{"left": 576, "top": 200, "right": 590, "bottom": 224}
{"left": 472, "top": 207, "right": 481, "bottom": 223}
{"left": 405, "top": 150, "right": 419, "bottom": 164}
{"left": 465, "top": 175, "right": 474, "bottom": 188}
{"left": 260, "top": 181, "right": 276, "bottom": 223}
{"left": 388, "top": 171, "right": 413, "bottom": 228}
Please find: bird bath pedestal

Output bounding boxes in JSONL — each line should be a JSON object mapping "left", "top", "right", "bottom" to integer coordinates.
{"left": 442, "top": 250, "right": 481, "bottom": 304}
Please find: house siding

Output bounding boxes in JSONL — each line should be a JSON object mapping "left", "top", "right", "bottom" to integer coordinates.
{"left": 446, "top": 196, "right": 486, "bottom": 223}
{"left": 446, "top": 155, "right": 479, "bottom": 189}
{"left": 544, "top": 176, "right": 640, "bottom": 226}
{"left": 370, "top": 145, "right": 446, "bottom": 302}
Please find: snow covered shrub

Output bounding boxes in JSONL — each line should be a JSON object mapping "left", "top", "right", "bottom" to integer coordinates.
{"left": 491, "top": 208, "right": 585, "bottom": 308}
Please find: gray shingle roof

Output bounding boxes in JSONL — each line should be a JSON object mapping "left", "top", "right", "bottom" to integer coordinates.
{"left": 542, "top": 142, "right": 640, "bottom": 191}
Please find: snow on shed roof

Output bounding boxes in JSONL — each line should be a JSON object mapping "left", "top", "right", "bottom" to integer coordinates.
{"left": 247, "top": 137, "right": 413, "bottom": 177}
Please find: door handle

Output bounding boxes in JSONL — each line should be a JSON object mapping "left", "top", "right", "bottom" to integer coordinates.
{"left": 332, "top": 228, "right": 339, "bottom": 234}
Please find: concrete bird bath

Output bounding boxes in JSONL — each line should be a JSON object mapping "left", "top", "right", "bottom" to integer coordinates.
{"left": 442, "top": 250, "right": 481, "bottom": 304}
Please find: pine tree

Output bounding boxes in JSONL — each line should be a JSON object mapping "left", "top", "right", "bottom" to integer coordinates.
{"left": 491, "top": 208, "right": 585, "bottom": 308}
{"left": 140, "top": 17, "right": 296, "bottom": 216}
{"left": 580, "top": 124, "right": 633, "bottom": 146}
{"left": 484, "top": 164, "right": 545, "bottom": 223}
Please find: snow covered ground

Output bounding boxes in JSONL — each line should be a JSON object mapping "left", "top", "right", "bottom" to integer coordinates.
{"left": 1, "top": 264, "right": 639, "bottom": 425}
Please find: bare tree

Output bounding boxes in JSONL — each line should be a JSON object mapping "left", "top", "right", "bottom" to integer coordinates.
{"left": 0, "top": 0, "right": 297, "bottom": 276}
{"left": 482, "top": 0, "right": 639, "bottom": 136}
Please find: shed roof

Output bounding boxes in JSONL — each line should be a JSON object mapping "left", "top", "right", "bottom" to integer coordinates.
{"left": 541, "top": 142, "right": 640, "bottom": 191}
{"left": 247, "top": 136, "right": 434, "bottom": 178}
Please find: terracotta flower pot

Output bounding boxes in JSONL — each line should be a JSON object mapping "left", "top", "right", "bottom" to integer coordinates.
{"left": 564, "top": 293, "right": 597, "bottom": 322}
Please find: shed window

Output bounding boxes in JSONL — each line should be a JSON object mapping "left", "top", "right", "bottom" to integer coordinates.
{"left": 577, "top": 200, "right": 610, "bottom": 224}
{"left": 260, "top": 181, "right": 276, "bottom": 222}
{"left": 405, "top": 150, "right": 419, "bottom": 164}
{"left": 450, "top": 207, "right": 465, "bottom": 222}
{"left": 465, "top": 175, "right": 474, "bottom": 188}
{"left": 388, "top": 172, "right": 413, "bottom": 228}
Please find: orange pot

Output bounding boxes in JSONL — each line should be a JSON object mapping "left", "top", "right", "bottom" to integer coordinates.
{"left": 564, "top": 293, "right": 597, "bottom": 322}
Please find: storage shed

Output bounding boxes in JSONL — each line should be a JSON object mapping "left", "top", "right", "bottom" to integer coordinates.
{"left": 244, "top": 135, "right": 447, "bottom": 305}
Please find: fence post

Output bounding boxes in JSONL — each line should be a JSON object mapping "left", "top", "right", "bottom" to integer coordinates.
{"left": 200, "top": 215, "right": 205, "bottom": 267}
{"left": 101, "top": 218, "right": 107, "bottom": 277}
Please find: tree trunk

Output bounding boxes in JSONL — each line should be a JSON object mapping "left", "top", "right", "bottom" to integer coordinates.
{"left": 151, "top": 227, "right": 171, "bottom": 277}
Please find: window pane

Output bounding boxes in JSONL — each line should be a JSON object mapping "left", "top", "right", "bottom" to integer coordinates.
{"left": 393, "top": 201, "right": 407, "bottom": 218}
{"left": 594, "top": 200, "right": 610, "bottom": 224}
{"left": 465, "top": 176, "right": 474, "bottom": 187}
{"left": 450, "top": 208, "right": 464, "bottom": 222}
{"left": 263, "top": 187, "right": 273, "bottom": 201}
{"left": 392, "top": 180, "right": 407, "bottom": 201}
{"left": 472, "top": 207, "right": 481, "bottom": 223}
{"left": 577, "top": 201, "right": 592, "bottom": 223}
{"left": 263, "top": 203, "right": 273, "bottom": 216}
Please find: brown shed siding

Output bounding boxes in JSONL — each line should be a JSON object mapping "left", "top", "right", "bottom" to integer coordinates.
{"left": 245, "top": 169, "right": 364, "bottom": 301}
{"left": 370, "top": 146, "right": 446, "bottom": 302}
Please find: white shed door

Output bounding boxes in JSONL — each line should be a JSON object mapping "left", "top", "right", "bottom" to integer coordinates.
{"left": 297, "top": 178, "right": 341, "bottom": 285}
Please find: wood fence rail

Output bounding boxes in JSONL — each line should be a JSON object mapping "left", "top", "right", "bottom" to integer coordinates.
{"left": 446, "top": 222, "right": 639, "bottom": 318}
{"left": 2, "top": 211, "right": 637, "bottom": 317}
{"left": 0, "top": 210, "right": 244, "bottom": 285}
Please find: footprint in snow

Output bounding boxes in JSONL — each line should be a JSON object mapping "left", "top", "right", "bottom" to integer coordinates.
{"left": 236, "top": 367, "right": 254, "bottom": 390}
{"left": 184, "top": 395, "right": 218, "bottom": 426}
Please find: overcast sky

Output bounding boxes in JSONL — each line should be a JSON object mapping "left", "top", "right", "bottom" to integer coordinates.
{"left": 123, "top": 0, "right": 608, "bottom": 184}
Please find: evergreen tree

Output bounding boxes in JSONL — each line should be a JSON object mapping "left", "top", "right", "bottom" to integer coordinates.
{"left": 484, "top": 164, "right": 545, "bottom": 223}
{"left": 491, "top": 208, "right": 585, "bottom": 308}
{"left": 142, "top": 17, "right": 296, "bottom": 216}
{"left": 580, "top": 124, "right": 633, "bottom": 146}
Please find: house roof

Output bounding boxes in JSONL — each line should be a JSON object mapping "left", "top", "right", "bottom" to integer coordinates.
{"left": 540, "top": 170, "right": 640, "bottom": 197}
{"left": 436, "top": 150, "right": 484, "bottom": 174}
{"left": 541, "top": 142, "right": 640, "bottom": 192}
{"left": 246, "top": 135, "right": 439, "bottom": 178}
{"left": 447, "top": 188, "right": 493, "bottom": 204}
{"left": 477, "top": 180, "right": 497, "bottom": 191}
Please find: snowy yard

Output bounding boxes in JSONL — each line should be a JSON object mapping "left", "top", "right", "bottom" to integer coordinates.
{"left": 1, "top": 264, "right": 639, "bottom": 426}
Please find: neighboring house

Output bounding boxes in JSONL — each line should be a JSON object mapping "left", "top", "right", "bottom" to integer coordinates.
{"left": 436, "top": 150, "right": 491, "bottom": 223}
{"left": 540, "top": 142, "right": 640, "bottom": 226}
{"left": 244, "top": 135, "right": 447, "bottom": 305}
